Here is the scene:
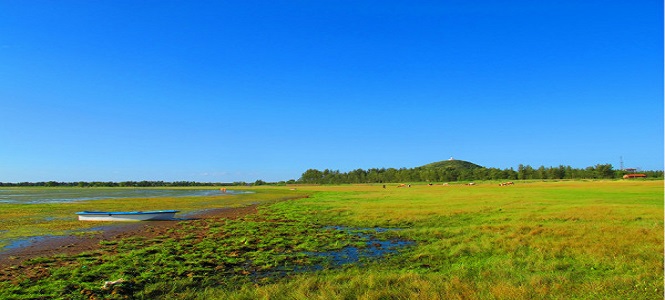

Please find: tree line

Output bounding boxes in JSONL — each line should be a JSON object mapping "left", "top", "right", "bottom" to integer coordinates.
{"left": 298, "top": 164, "right": 664, "bottom": 184}
{"left": 2, "top": 164, "right": 661, "bottom": 187}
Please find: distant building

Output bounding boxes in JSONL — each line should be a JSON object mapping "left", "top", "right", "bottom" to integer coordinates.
{"left": 624, "top": 168, "right": 637, "bottom": 173}
{"left": 623, "top": 174, "right": 647, "bottom": 179}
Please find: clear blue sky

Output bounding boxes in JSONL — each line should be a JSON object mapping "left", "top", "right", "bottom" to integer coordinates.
{"left": 1, "top": 1, "right": 662, "bottom": 183}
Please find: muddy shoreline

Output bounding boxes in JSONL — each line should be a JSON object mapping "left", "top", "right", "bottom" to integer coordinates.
{"left": 0, "top": 205, "right": 258, "bottom": 268}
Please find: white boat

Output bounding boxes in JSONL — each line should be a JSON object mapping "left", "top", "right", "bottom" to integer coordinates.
{"left": 76, "top": 210, "right": 179, "bottom": 221}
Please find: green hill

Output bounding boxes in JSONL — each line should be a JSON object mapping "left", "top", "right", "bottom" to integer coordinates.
{"left": 419, "top": 159, "right": 484, "bottom": 170}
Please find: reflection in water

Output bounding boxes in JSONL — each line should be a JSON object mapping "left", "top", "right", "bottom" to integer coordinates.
{"left": 253, "top": 226, "right": 414, "bottom": 280}
{"left": 304, "top": 226, "right": 415, "bottom": 269}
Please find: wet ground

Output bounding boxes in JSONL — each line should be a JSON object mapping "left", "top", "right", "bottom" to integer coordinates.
{"left": 304, "top": 226, "right": 414, "bottom": 268}
{"left": 0, "top": 205, "right": 258, "bottom": 268}
{"left": 0, "top": 188, "right": 251, "bottom": 204}
{"left": 0, "top": 204, "right": 415, "bottom": 284}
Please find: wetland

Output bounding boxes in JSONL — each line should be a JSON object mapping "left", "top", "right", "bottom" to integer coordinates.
{"left": 0, "top": 181, "right": 662, "bottom": 299}
{"left": 0, "top": 188, "right": 250, "bottom": 204}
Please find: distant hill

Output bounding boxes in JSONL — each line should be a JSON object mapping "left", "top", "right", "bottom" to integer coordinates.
{"left": 419, "top": 159, "right": 484, "bottom": 170}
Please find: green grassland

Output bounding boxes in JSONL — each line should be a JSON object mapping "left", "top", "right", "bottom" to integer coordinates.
{"left": 0, "top": 180, "right": 662, "bottom": 299}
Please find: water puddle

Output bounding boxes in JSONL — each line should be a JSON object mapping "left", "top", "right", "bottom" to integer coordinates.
{"left": 2, "top": 235, "right": 68, "bottom": 250}
{"left": 252, "top": 226, "right": 414, "bottom": 279}
{"left": 304, "top": 226, "right": 414, "bottom": 269}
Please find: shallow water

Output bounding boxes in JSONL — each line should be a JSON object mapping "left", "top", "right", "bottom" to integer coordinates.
{"left": 2, "top": 235, "right": 66, "bottom": 250}
{"left": 0, "top": 189, "right": 250, "bottom": 204}
{"left": 1, "top": 225, "right": 120, "bottom": 251}
{"left": 249, "top": 226, "right": 415, "bottom": 279}
{"left": 304, "top": 226, "right": 415, "bottom": 268}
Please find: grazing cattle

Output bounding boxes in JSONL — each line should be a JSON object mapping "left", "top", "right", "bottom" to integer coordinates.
{"left": 466, "top": 182, "right": 476, "bottom": 186}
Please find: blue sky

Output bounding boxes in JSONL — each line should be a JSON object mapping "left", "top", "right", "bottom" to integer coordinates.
{"left": 1, "top": 1, "right": 662, "bottom": 183}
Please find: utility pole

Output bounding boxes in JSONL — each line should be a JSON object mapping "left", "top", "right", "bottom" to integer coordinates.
{"left": 620, "top": 156, "right": 624, "bottom": 171}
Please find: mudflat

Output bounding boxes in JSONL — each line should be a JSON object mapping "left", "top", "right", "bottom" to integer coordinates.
{"left": 0, "top": 205, "right": 257, "bottom": 269}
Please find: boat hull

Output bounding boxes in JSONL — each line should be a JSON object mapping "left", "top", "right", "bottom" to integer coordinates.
{"left": 76, "top": 210, "right": 179, "bottom": 221}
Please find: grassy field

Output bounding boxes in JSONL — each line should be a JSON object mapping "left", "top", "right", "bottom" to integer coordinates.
{"left": 0, "top": 180, "right": 662, "bottom": 299}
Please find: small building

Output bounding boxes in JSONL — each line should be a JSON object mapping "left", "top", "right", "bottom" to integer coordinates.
{"left": 623, "top": 174, "right": 647, "bottom": 179}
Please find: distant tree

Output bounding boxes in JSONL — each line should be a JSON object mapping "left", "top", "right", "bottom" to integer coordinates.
{"left": 535, "top": 166, "right": 548, "bottom": 179}
{"left": 595, "top": 164, "right": 614, "bottom": 179}
{"left": 420, "top": 169, "right": 437, "bottom": 182}
{"left": 564, "top": 166, "right": 574, "bottom": 179}
{"left": 367, "top": 169, "right": 381, "bottom": 183}
{"left": 473, "top": 168, "right": 489, "bottom": 181}
{"left": 300, "top": 169, "right": 324, "bottom": 184}
{"left": 504, "top": 168, "right": 518, "bottom": 180}
{"left": 518, "top": 164, "right": 535, "bottom": 180}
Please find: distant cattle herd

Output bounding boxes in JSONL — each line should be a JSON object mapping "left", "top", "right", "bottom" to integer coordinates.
{"left": 390, "top": 182, "right": 517, "bottom": 188}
